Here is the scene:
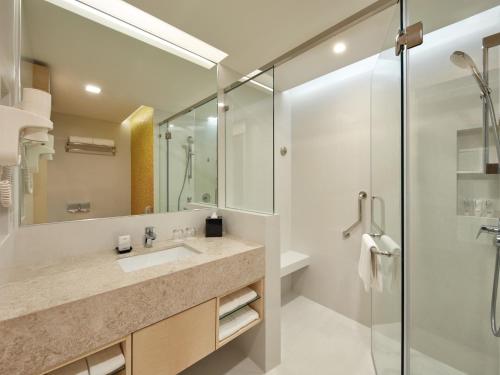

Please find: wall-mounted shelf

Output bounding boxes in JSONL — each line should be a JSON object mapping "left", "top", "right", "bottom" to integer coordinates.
{"left": 0, "top": 105, "right": 53, "bottom": 166}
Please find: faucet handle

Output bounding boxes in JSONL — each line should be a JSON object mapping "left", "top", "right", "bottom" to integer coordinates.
{"left": 145, "top": 226, "right": 156, "bottom": 238}
{"left": 476, "top": 224, "right": 500, "bottom": 239}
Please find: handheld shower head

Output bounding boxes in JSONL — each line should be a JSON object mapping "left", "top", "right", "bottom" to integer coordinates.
{"left": 450, "top": 51, "right": 475, "bottom": 69}
{"left": 450, "top": 50, "right": 489, "bottom": 95}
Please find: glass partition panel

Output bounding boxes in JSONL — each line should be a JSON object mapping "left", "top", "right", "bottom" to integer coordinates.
{"left": 224, "top": 69, "right": 274, "bottom": 213}
{"left": 370, "top": 3, "right": 403, "bottom": 375}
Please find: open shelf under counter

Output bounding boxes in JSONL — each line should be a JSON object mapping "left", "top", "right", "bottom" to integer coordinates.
{"left": 43, "top": 336, "right": 131, "bottom": 375}
{"left": 216, "top": 278, "right": 264, "bottom": 349}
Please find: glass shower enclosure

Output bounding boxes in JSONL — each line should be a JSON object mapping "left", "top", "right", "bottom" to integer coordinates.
{"left": 372, "top": 1, "right": 500, "bottom": 374}
{"left": 406, "top": 1, "right": 500, "bottom": 374}
{"left": 157, "top": 97, "right": 218, "bottom": 212}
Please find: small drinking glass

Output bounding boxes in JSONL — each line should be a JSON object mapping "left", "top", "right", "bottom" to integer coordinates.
{"left": 474, "top": 199, "right": 484, "bottom": 217}
{"left": 185, "top": 227, "right": 196, "bottom": 239}
{"left": 485, "top": 199, "right": 495, "bottom": 217}
{"left": 463, "top": 198, "right": 473, "bottom": 216}
{"left": 172, "top": 228, "right": 184, "bottom": 242}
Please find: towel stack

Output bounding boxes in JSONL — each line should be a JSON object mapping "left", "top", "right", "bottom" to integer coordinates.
{"left": 68, "top": 136, "right": 115, "bottom": 147}
{"left": 219, "top": 287, "right": 258, "bottom": 318}
{"left": 48, "top": 345, "right": 125, "bottom": 375}
{"left": 219, "top": 305, "right": 259, "bottom": 341}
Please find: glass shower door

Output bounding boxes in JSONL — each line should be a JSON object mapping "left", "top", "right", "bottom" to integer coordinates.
{"left": 406, "top": 2, "right": 500, "bottom": 374}
{"left": 370, "top": 2, "right": 403, "bottom": 374}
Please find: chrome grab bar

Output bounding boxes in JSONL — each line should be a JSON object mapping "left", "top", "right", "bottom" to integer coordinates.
{"left": 342, "top": 191, "right": 367, "bottom": 239}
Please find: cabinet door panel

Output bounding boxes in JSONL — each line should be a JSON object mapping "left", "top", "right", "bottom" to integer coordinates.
{"left": 133, "top": 299, "right": 216, "bottom": 375}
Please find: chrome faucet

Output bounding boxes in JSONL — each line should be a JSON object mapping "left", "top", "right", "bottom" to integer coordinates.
{"left": 144, "top": 226, "right": 156, "bottom": 248}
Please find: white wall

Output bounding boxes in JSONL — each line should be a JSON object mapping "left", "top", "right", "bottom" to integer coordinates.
{"left": 43, "top": 112, "right": 131, "bottom": 222}
{"left": 275, "top": 57, "right": 374, "bottom": 326}
{"left": 216, "top": 208, "right": 281, "bottom": 372}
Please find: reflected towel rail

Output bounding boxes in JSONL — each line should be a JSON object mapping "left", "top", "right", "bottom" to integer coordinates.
{"left": 342, "top": 191, "right": 367, "bottom": 239}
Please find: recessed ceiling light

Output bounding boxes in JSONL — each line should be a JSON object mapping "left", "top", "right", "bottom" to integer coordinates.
{"left": 85, "top": 84, "right": 101, "bottom": 94}
{"left": 45, "top": 0, "right": 227, "bottom": 69}
{"left": 333, "top": 42, "right": 347, "bottom": 54}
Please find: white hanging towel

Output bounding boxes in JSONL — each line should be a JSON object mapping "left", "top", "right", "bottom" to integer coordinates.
{"left": 380, "top": 235, "right": 401, "bottom": 292}
{"left": 359, "top": 234, "right": 382, "bottom": 292}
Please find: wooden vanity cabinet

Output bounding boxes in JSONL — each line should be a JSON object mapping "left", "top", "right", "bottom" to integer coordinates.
{"left": 132, "top": 299, "right": 216, "bottom": 375}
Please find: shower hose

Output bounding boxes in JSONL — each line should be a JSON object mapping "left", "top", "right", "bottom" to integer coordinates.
{"left": 492, "top": 247, "right": 500, "bottom": 337}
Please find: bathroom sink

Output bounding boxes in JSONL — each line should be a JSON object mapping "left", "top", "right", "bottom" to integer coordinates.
{"left": 117, "top": 245, "right": 199, "bottom": 272}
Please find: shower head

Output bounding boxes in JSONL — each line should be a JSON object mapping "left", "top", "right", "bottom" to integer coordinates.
{"left": 450, "top": 50, "right": 490, "bottom": 95}
{"left": 187, "top": 136, "right": 194, "bottom": 144}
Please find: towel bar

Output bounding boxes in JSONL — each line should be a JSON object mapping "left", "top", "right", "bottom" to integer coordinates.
{"left": 342, "top": 191, "right": 367, "bottom": 239}
{"left": 370, "top": 247, "right": 394, "bottom": 257}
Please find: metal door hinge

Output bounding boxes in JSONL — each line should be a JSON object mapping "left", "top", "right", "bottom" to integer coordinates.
{"left": 395, "top": 21, "right": 423, "bottom": 56}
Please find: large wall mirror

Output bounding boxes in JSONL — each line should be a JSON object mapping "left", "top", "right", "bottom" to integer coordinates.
{"left": 19, "top": 0, "right": 218, "bottom": 225}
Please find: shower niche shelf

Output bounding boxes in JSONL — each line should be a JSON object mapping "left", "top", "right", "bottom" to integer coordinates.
{"left": 457, "top": 127, "right": 500, "bottom": 217}
{"left": 457, "top": 127, "right": 498, "bottom": 174}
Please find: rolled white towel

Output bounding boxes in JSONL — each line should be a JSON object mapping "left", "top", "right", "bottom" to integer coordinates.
{"left": 219, "top": 287, "right": 258, "bottom": 317}
{"left": 219, "top": 305, "right": 259, "bottom": 341}
{"left": 49, "top": 359, "right": 89, "bottom": 375}
{"left": 92, "top": 138, "right": 115, "bottom": 147}
{"left": 69, "top": 136, "right": 92, "bottom": 144}
{"left": 86, "top": 345, "right": 125, "bottom": 375}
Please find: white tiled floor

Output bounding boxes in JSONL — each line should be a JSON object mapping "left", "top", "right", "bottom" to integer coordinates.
{"left": 183, "top": 294, "right": 471, "bottom": 375}
{"left": 182, "top": 295, "right": 375, "bottom": 375}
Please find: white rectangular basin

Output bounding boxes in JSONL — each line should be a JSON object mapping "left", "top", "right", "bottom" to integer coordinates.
{"left": 118, "top": 245, "right": 199, "bottom": 272}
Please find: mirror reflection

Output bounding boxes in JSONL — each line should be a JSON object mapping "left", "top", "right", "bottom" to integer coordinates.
{"left": 19, "top": 0, "right": 218, "bottom": 225}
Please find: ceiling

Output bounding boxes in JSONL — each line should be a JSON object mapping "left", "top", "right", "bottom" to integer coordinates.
{"left": 124, "top": 0, "right": 375, "bottom": 75}
{"left": 21, "top": 0, "right": 500, "bottom": 123}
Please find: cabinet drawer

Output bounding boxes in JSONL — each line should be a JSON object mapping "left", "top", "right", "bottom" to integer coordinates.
{"left": 132, "top": 299, "right": 216, "bottom": 375}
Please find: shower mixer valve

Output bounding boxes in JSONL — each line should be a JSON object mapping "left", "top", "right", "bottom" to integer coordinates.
{"left": 476, "top": 220, "right": 500, "bottom": 246}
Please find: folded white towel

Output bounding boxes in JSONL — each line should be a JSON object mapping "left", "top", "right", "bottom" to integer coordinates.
{"left": 219, "top": 305, "right": 259, "bottom": 341}
{"left": 380, "top": 235, "right": 401, "bottom": 292}
{"left": 219, "top": 287, "right": 258, "bottom": 317}
{"left": 86, "top": 345, "right": 125, "bottom": 375}
{"left": 92, "top": 138, "right": 115, "bottom": 147}
{"left": 49, "top": 359, "right": 89, "bottom": 375}
{"left": 69, "top": 136, "right": 92, "bottom": 144}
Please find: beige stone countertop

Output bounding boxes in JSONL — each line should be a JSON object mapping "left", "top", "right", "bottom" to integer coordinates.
{"left": 0, "top": 235, "right": 265, "bottom": 375}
